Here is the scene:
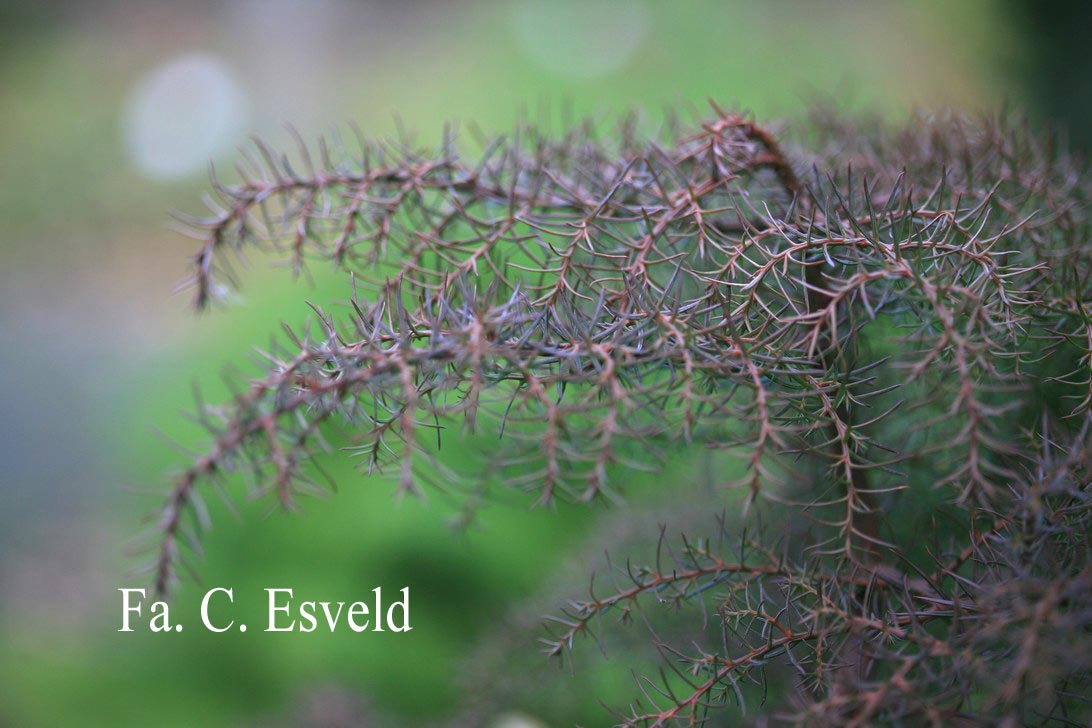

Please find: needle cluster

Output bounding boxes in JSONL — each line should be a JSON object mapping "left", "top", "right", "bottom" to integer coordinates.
{"left": 152, "top": 105, "right": 1091, "bottom": 725}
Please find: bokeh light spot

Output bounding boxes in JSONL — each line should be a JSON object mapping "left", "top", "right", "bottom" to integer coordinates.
{"left": 510, "top": 0, "right": 651, "bottom": 80}
{"left": 123, "top": 53, "right": 248, "bottom": 181}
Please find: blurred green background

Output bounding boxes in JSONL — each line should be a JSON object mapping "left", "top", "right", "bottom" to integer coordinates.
{"left": 0, "top": 1, "right": 1085, "bottom": 725}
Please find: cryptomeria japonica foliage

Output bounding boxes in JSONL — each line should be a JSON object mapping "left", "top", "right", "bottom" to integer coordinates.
{"left": 151, "top": 104, "right": 1090, "bottom": 725}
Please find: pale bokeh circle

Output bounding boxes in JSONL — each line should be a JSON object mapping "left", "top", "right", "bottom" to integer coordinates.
{"left": 510, "top": 0, "right": 651, "bottom": 80}
{"left": 123, "top": 53, "right": 248, "bottom": 181}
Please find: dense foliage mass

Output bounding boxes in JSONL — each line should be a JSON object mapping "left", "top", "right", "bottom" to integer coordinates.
{"left": 153, "top": 105, "right": 1090, "bottom": 725}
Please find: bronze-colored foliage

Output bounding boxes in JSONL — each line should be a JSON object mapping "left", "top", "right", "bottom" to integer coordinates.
{"left": 151, "top": 105, "right": 1091, "bottom": 725}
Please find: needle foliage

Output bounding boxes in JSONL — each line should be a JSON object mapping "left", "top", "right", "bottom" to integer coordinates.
{"left": 151, "top": 105, "right": 1091, "bottom": 725}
